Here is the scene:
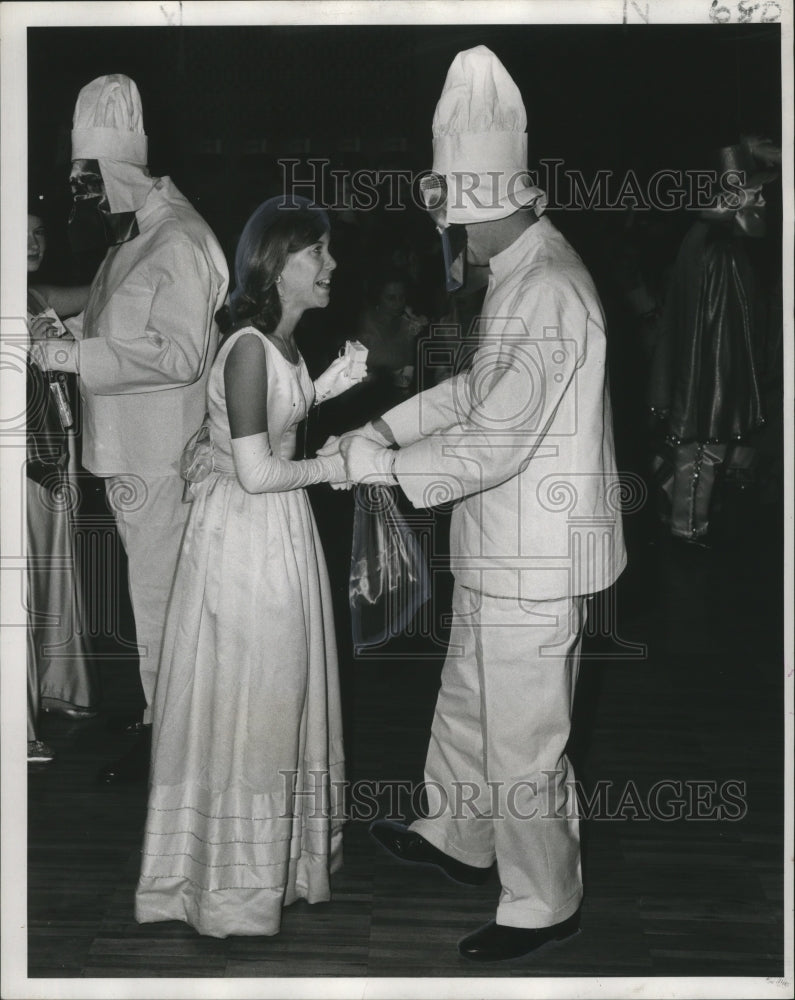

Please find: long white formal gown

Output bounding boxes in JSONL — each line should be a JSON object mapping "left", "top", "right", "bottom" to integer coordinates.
{"left": 135, "top": 327, "right": 345, "bottom": 938}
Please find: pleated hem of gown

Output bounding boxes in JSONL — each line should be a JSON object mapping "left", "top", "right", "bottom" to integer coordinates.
{"left": 135, "top": 831, "right": 344, "bottom": 938}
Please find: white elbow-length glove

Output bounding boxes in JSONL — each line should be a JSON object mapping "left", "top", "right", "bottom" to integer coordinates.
{"left": 231, "top": 432, "right": 347, "bottom": 493}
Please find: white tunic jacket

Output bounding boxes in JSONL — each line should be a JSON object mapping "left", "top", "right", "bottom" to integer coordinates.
{"left": 70, "top": 177, "right": 229, "bottom": 478}
{"left": 387, "top": 216, "right": 627, "bottom": 600}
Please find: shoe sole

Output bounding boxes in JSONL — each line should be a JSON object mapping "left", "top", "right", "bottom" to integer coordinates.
{"left": 458, "top": 927, "right": 581, "bottom": 963}
{"left": 370, "top": 829, "right": 491, "bottom": 887}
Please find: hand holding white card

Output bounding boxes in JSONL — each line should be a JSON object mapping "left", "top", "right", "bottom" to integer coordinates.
{"left": 342, "top": 340, "right": 369, "bottom": 382}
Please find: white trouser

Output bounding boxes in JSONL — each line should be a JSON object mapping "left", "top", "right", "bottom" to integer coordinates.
{"left": 411, "top": 583, "right": 586, "bottom": 929}
{"left": 105, "top": 473, "right": 189, "bottom": 724}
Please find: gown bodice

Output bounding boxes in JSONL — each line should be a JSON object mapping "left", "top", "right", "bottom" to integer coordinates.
{"left": 206, "top": 326, "right": 316, "bottom": 472}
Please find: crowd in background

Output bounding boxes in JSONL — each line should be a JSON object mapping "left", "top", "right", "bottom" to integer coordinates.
{"left": 27, "top": 143, "right": 784, "bottom": 757}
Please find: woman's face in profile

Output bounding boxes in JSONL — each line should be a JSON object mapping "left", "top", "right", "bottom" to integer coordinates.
{"left": 378, "top": 281, "right": 407, "bottom": 318}
{"left": 279, "top": 230, "right": 336, "bottom": 313}
{"left": 28, "top": 214, "right": 46, "bottom": 273}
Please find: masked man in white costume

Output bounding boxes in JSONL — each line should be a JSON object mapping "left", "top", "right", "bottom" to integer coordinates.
{"left": 35, "top": 75, "right": 229, "bottom": 783}
{"left": 322, "top": 46, "right": 627, "bottom": 961}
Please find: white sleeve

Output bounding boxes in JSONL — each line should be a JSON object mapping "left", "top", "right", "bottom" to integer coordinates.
{"left": 77, "top": 241, "right": 222, "bottom": 395}
{"left": 231, "top": 432, "right": 343, "bottom": 493}
{"left": 379, "top": 374, "right": 467, "bottom": 445}
{"left": 393, "top": 282, "right": 589, "bottom": 508}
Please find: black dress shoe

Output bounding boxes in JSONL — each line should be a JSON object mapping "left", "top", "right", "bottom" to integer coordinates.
{"left": 369, "top": 820, "right": 492, "bottom": 886}
{"left": 121, "top": 720, "right": 151, "bottom": 736}
{"left": 105, "top": 713, "right": 147, "bottom": 735}
{"left": 42, "top": 704, "right": 98, "bottom": 720}
{"left": 97, "top": 725, "right": 152, "bottom": 784}
{"left": 458, "top": 910, "right": 581, "bottom": 962}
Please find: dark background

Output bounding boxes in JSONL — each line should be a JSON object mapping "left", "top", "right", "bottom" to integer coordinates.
{"left": 22, "top": 23, "right": 787, "bottom": 980}
{"left": 27, "top": 22, "right": 784, "bottom": 507}
{"left": 26, "top": 20, "right": 785, "bottom": 622}
{"left": 28, "top": 23, "right": 782, "bottom": 273}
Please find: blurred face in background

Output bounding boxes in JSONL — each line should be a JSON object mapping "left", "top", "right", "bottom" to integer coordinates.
{"left": 27, "top": 214, "right": 46, "bottom": 273}
{"left": 378, "top": 281, "right": 407, "bottom": 318}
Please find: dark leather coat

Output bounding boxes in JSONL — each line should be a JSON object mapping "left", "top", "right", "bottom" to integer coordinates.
{"left": 649, "top": 220, "right": 765, "bottom": 443}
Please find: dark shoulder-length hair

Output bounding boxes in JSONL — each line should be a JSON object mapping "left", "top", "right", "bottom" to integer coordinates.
{"left": 216, "top": 196, "right": 330, "bottom": 337}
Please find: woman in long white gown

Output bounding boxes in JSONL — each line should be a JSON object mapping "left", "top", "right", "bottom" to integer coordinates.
{"left": 135, "top": 197, "right": 354, "bottom": 938}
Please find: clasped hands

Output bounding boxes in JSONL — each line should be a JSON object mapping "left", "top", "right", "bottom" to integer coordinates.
{"left": 318, "top": 422, "right": 396, "bottom": 490}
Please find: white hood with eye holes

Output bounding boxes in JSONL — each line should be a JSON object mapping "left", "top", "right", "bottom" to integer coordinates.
{"left": 71, "top": 74, "right": 155, "bottom": 215}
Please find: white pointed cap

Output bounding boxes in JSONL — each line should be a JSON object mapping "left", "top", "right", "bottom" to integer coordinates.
{"left": 431, "top": 46, "right": 546, "bottom": 224}
{"left": 71, "top": 74, "right": 148, "bottom": 165}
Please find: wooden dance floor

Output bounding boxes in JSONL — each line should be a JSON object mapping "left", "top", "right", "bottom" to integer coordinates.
{"left": 27, "top": 490, "right": 786, "bottom": 982}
